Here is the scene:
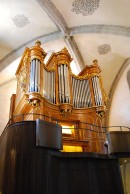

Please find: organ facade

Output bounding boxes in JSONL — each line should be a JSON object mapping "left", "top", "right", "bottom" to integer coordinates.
{"left": 9, "top": 41, "right": 107, "bottom": 153}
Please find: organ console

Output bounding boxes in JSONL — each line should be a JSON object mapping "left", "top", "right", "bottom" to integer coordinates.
{"left": 9, "top": 41, "right": 107, "bottom": 153}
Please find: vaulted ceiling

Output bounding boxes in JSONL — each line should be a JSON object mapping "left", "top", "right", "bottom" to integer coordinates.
{"left": 0, "top": 0, "right": 130, "bottom": 132}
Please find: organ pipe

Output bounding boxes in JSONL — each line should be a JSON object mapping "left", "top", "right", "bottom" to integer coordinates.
{"left": 58, "top": 66, "right": 62, "bottom": 103}
{"left": 16, "top": 41, "right": 106, "bottom": 117}
{"left": 58, "top": 64, "right": 71, "bottom": 104}
{"left": 43, "top": 68, "right": 56, "bottom": 104}
{"left": 29, "top": 59, "right": 40, "bottom": 93}
{"left": 53, "top": 72, "right": 55, "bottom": 103}
{"left": 29, "top": 59, "right": 104, "bottom": 109}
{"left": 92, "top": 76, "right": 103, "bottom": 106}
{"left": 72, "top": 77, "right": 92, "bottom": 108}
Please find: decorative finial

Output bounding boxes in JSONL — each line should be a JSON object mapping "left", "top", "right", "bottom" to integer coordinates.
{"left": 35, "top": 40, "right": 41, "bottom": 47}
{"left": 61, "top": 47, "right": 69, "bottom": 53}
{"left": 93, "top": 59, "right": 98, "bottom": 64}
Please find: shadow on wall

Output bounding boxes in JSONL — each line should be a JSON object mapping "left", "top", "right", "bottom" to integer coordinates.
{"left": 0, "top": 80, "right": 17, "bottom": 135}
{"left": 127, "top": 69, "right": 130, "bottom": 90}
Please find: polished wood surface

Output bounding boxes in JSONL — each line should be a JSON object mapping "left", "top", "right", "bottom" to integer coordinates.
{"left": 36, "top": 119, "right": 62, "bottom": 150}
{"left": 107, "top": 131, "right": 130, "bottom": 157}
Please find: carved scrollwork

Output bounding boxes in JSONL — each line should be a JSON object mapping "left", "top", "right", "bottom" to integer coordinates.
{"left": 59, "top": 104, "right": 72, "bottom": 117}
{"left": 17, "top": 62, "right": 27, "bottom": 92}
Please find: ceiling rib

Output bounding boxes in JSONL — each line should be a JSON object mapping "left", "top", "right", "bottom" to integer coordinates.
{"left": 0, "top": 77, "right": 16, "bottom": 87}
{"left": 65, "top": 36, "right": 85, "bottom": 71}
{"left": 0, "top": 31, "right": 62, "bottom": 72}
{"left": 36, "top": 0, "right": 85, "bottom": 71}
{"left": 1, "top": 24, "right": 130, "bottom": 72}
{"left": 70, "top": 25, "right": 130, "bottom": 37}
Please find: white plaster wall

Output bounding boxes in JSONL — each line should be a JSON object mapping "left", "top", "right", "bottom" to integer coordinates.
{"left": 0, "top": 80, "right": 17, "bottom": 135}
{"left": 109, "top": 63, "right": 130, "bottom": 128}
{"left": 0, "top": 57, "right": 20, "bottom": 135}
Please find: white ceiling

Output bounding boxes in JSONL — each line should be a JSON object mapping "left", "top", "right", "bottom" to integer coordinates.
{"left": 52, "top": 0, "right": 130, "bottom": 27}
{"left": 0, "top": 0, "right": 130, "bottom": 132}
{"left": 0, "top": 0, "right": 57, "bottom": 59}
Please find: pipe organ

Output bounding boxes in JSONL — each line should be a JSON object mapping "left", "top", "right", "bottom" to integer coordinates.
{"left": 72, "top": 77, "right": 92, "bottom": 108}
{"left": 9, "top": 41, "right": 108, "bottom": 153}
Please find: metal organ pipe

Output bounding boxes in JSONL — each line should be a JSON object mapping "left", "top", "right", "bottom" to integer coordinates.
{"left": 82, "top": 79, "right": 88, "bottom": 107}
{"left": 92, "top": 77, "right": 97, "bottom": 105}
{"left": 43, "top": 68, "right": 56, "bottom": 104}
{"left": 44, "top": 69, "right": 48, "bottom": 100}
{"left": 43, "top": 69, "right": 45, "bottom": 97}
{"left": 29, "top": 60, "right": 103, "bottom": 108}
{"left": 35, "top": 59, "right": 38, "bottom": 92}
{"left": 75, "top": 79, "right": 79, "bottom": 108}
{"left": 72, "top": 77, "right": 92, "bottom": 108}
{"left": 78, "top": 79, "right": 91, "bottom": 108}
{"left": 74, "top": 78, "right": 77, "bottom": 107}
{"left": 65, "top": 65, "right": 70, "bottom": 103}
{"left": 48, "top": 71, "right": 50, "bottom": 101}
{"left": 92, "top": 76, "right": 102, "bottom": 106}
{"left": 58, "top": 64, "right": 70, "bottom": 104}
{"left": 61, "top": 65, "right": 65, "bottom": 103}
{"left": 87, "top": 79, "right": 92, "bottom": 107}
{"left": 81, "top": 80, "right": 86, "bottom": 107}
{"left": 32, "top": 59, "right": 35, "bottom": 92}
{"left": 72, "top": 77, "right": 76, "bottom": 107}
{"left": 72, "top": 77, "right": 90, "bottom": 108}
{"left": 67, "top": 66, "right": 70, "bottom": 103}
{"left": 51, "top": 71, "right": 53, "bottom": 103}
{"left": 84, "top": 80, "right": 89, "bottom": 107}
{"left": 77, "top": 80, "right": 81, "bottom": 107}
{"left": 38, "top": 60, "right": 40, "bottom": 91}
{"left": 58, "top": 66, "right": 62, "bottom": 103}
{"left": 79, "top": 80, "right": 83, "bottom": 107}
{"left": 94, "top": 76, "right": 100, "bottom": 105}
{"left": 53, "top": 72, "right": 56, "bottom": 104}
{"left": 30, "top": 59, "right": 40, "bottom": 92}
{"left": 35, "top": 59, "right": 39, "bottom": 92}
{"left": 96, "top": 76, "right": 102, "bottom": 105}
{"left": 64, "top": 65, "right": 67, "bottom": 103}
{"left": 45, "top": 69, "right": 48, "bottom": 99}
{"left": 29, "top": 60, "right": 33, "bottom": 92}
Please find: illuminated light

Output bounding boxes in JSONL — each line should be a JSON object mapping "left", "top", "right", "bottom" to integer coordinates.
{"left": 62, "top": 125, "right": 74, "bottom": 134}
{"left": 62, "top": 128, "right": 72, "bottom": 134}
{"left": 63, "top": 145, "right": 82, "bottom": 152}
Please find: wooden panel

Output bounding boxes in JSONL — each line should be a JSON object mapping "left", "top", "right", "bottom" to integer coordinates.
{"left": 0, "top": 130, "right": 7, "bottom": 192}
{"left": 0, "top": 122, "right": 124, "bottom": 194}
{"left": 36, "top": 119, "right": 62, "bottom": 150}
{"left": 107, "top": 131, "right": 130, "bottom": 156}
{"left": 48, "top": 152, "right": 124, "bottom": 194}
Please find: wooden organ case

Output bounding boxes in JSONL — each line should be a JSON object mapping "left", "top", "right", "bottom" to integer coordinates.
{"left": 9, "top": 41, "right": 107, "bottom": 153}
